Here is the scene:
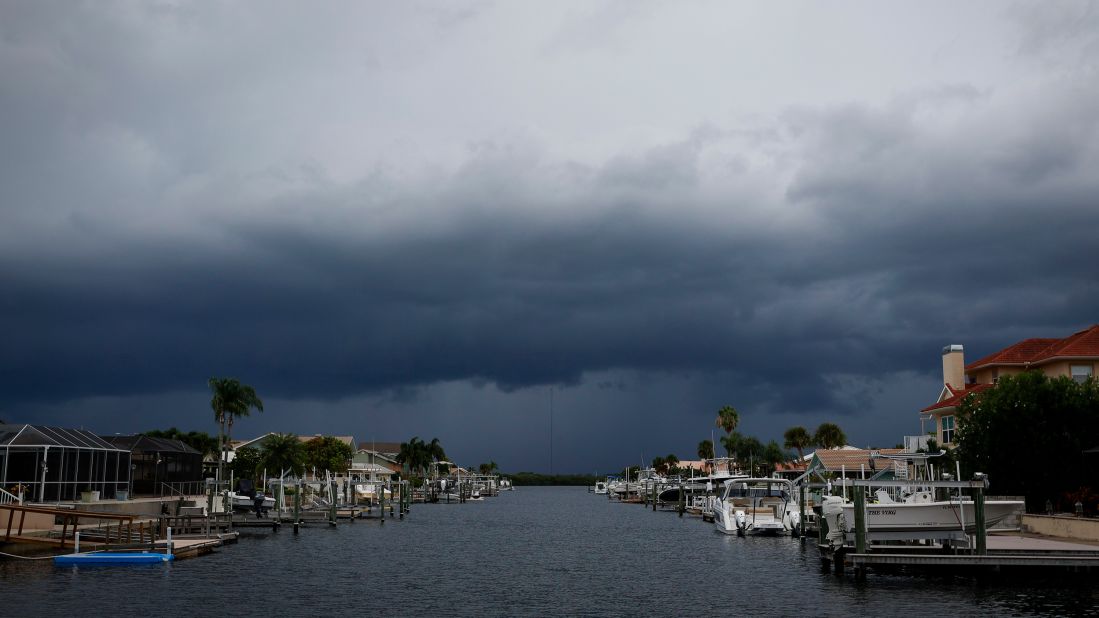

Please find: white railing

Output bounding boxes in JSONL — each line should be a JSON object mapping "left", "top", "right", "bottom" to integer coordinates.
{"left": 893, "top": 460, "right": 909, "bottom": 480}
{"left": 0, "top": 487, "right": 22, "bottom": 505}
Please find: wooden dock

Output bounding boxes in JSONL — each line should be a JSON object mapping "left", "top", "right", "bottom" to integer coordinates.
{"left": 820, "top": 535, "right": 1099, "bottom": 575}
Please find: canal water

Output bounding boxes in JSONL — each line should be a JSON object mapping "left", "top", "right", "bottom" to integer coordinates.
{"left": 1, "top": 487, "right": 1096, "bottom": 616}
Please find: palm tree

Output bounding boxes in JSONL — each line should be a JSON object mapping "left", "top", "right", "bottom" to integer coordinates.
{"left": 813, "top": 422, "right": 847, "bottom": 450}
{"left": 720, "top": 433, "right": 740, "bottom": 460}
{"left": 397, "top": 437, "right": 433, "bottom": 479}
{"left": 783, "top": 426, "right": 812, "bottom": 460}
{"left": 762, "top": 440, "right": 787, "bottom": 475}
{"left": 663, "top": 453, "right": 679, "bottom": 475}
{"left": 697, "top": 439, "right": 714, "bottom": 460}
{"left": 697, "top": 439, "right": 715, "bottom": 473}
{"left": 715, "top": 405, "right": 739, "bottom": 436}
{"left": 261, "top": 433, "right": 305, "bottom": 478}
{"left": 651, "top": 456, "right": 666, "bottom": 474}
{"left": 209, "top": 377, "right": 264, "bottom": 483}
{"left": 427, "top": 437, "right": 447, "bottom": 476}
{"left": 735, "top": 435, "right": 764, "bottom": 474}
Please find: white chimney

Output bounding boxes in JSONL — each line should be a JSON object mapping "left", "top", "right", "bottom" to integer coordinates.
{"left": 942, "top": 344, "right": 965, "bottom": 390}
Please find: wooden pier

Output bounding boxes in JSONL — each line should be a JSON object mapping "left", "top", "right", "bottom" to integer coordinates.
{"left": 823, "top": 535, "right": 1099, "bottom": 575}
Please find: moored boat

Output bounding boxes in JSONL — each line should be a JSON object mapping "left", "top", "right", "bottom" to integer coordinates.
{"left": 712, "top": 478, "right": 802, "bottom": 536}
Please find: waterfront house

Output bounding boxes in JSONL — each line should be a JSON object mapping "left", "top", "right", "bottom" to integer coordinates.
{"left": 106, "top": 434, "right": 203, "bottom": 496}
{"left": 921, "top": 325, "right": 1099, "bottom": 446}
{"left": 0, "top": 424, "right": 131, "bottom": 502}
{"left": 351, "top": 449, "right": 402, "bottom": 477}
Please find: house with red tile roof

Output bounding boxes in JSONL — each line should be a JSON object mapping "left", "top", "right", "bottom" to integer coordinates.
{"left": 921, "top": 325, "right": 1099, "bottom": 446}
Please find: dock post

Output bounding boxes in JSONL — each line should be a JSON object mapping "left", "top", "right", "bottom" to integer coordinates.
{"left": 74, "top": 531, "right": 79, "bottom": 554}
{"left": 167, "top": 526, "right": 173, "bottom": 557}
{"left": 380, "top": 482, "right": 386, "bottom": 520}
{"left": 799, "top": 485, "right": 807, "bottom": 539}
{"left": 652, "top": 483, "right": 657, "bottom": 511}
{"left": 974, "top": 486, "right": 987, "bottom": 556}
{"left": 329, "top": 480, "right": 337, "bottom": 526}
{"left": 293, "top": 483, "right": 301, "bottom": 533}
{"left": 854, "top": 485, "right": 866, "bottom": 555}
{"left": 678, "top": 485, "right": 685, "bottom": 517}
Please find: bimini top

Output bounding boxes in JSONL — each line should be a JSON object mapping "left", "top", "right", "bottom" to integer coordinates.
{"left": 0, "top": 424, "right": 127, "bottom": 451}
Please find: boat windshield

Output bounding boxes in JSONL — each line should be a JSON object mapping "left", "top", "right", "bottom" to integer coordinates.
{"left": 722, "top": 485, "right": 789, "bottom": 501}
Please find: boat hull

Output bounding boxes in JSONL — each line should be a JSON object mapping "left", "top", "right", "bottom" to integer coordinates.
{"left": 839, "top": 500, "right": 1022, "bottom": 533}
{"left": 229, "top": 493, "right": 275, "bottom": 513}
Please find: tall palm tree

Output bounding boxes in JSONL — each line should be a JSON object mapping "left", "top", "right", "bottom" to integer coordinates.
{"left": 783, "top": 426, "right": 813, "bottom": 460}
{"left": 813, "top": 422, "right": 847, "bottom": 450}
{"left": 715, "top": 405, "right": 739, "bottom": 436}
{"left": 651, "top": 456, "right": 666, "bottom": 474}
{"left": 209, "top": 377, "right": 264, "bottom": 483}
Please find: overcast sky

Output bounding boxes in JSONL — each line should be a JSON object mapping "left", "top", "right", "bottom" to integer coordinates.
{"left": 2, "top": 1, "right": 1097, "bottom": 473}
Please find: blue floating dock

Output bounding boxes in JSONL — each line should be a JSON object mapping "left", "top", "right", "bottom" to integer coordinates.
{"left": 55, "top": 551, "right": 174, "bottom": 565}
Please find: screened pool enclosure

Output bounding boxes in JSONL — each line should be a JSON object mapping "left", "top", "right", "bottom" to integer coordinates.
{"left": 0, "top": 424, "right": 131, "bottom": 502}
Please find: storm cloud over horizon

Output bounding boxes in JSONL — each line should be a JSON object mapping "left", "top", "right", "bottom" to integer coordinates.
{"left": 2, "top": 1, "right": 1098, "bottom": 472}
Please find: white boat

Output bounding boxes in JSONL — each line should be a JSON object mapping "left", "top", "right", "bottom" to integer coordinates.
{"left": 712, "top": 478, "right": 802, "bottom": 536}
{"left": 355, "top": 483, "right": 392, "bottom": 501}
{"left": 594, "top": 481, "right": 608, "bottom": 494}
{"left": 817, "top": 450, "right": 1025, "bottom": 542}
{"left": 228, "top": 491, "right": 275, "bottom": 514}
{"left": 821, "top": 490, "right": 1022, "bottom": 540}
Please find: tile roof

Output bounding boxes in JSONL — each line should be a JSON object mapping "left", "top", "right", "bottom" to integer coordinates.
{"left": 357, "top": 442, "right": 403, "bottom": 455}
{"left": 298, "top": 435, "right": 355, "bottom": 448}
{"left": 811, "top": 448, "right": 905, "bottom": 473}
{"left": 966, "top": 325, "right": 1099, "bottom": 370}
{"left": 921, "top": 383, "right": 992, "bottom": 412}
{"left": 1032, "top": 325, "right": 1099, "bottom": 362}
{"left": 966, "top": 338, "right": 1061, "bottom": 370}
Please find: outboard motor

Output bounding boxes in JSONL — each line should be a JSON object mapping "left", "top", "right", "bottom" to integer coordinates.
{"left": 734, "top": 509, "right": 747, "bottom": 537}
{"left": 786, "top": 510, "right": 801, "bottom": 537}
{"left": 821, "top": 496, "right": 846, "bottom": 547}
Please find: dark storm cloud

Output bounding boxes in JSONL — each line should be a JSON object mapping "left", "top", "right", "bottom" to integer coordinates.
{"left": 2, "top": 1, "right": 1099, "bottom": 468}
{"left": 5, "top": 83, "right": 1098, "bottom": 418}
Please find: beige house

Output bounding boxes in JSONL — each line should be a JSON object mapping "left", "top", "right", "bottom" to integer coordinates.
{"left": 922, "top": 324, "right": 1099, "bottom": 446}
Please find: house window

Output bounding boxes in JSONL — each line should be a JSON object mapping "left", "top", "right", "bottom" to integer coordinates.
{"left": 1071, "top": 365, "right": 1093, "bottom": 383}
{"left": 941, "top": 415, "right": 955, "bottom": 444}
